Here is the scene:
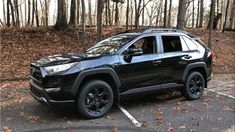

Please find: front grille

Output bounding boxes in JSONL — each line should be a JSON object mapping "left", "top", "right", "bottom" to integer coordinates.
{"left": 30, "top": 66, "right": 43, "bottom": 83}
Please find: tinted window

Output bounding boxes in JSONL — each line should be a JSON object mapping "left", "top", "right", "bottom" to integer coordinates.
{"left": 129, "top": 36, "right": 156, "bottom": 54}
{"left": 162, "top": 36, "right": 182, "bottom": 52}
{"left": 182, "top": 36, "right": 198, "bottom": 50}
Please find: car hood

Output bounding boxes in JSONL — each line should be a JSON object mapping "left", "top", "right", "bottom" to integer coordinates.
{"left": 32, "top": 53, "right": 100, "bottom": 67}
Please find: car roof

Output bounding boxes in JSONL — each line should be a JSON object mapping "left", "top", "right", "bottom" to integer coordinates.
{"left": 117, "top": 28, "right": 195, "bottom": 38}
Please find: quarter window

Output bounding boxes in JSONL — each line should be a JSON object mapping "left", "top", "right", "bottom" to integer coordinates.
{"left": 182, "top": 36, "right": 198, "bottom": 51}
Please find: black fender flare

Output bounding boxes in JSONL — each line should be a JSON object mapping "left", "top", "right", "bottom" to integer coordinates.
{"left": 182, "top": 62, "right": 208, "bottom": 82}
{"left": 71, "top": 67, "right": 121, "bottom": 99}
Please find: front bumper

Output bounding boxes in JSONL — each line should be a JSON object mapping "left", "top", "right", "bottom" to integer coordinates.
{"left": 29, "top": 80, "right": 75, "bottom": 106}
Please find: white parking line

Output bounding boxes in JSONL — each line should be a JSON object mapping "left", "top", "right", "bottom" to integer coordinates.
{"left": 118, "top": 105, "right": 142, "bottom": 128}
{"left": 205, "top": 89, "right": 235, "bottom": 99}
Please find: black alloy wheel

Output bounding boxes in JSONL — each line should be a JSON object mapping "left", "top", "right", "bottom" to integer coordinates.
{"left": 182, "top": 72, "right": 205, "bottom": 100}
{"left": 77, "top": 80, "right": 114, "bottom": 118}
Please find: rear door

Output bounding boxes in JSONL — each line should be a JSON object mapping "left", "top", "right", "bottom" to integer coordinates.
{"left": 159, "top": 34, "right": 191, "bottom": 83}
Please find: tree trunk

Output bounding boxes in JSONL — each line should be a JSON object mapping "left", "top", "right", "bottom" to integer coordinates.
{"left": 168, "top": 0, "right": 172, "bottom": 27}
{"left": 3, "top": 0, "right": 6, "bottom": 26}
{"left": 107, "top": 0, "right": 111, "bottom": 26}
{"left": 88, "top": 0, "right": 92, "bottom": 27}
{"left": 177, "top": 0, "right": 186, "bottom": 29}
{"left": 45, "top": 0, "right": 50, "bottom": 26}
{"left": 130, "top": 0, "right": 133, "bottom": 28}
{"left": 96, "top": 0, "right": 104, "bottom": 42}
{"left": 27, "top": 0, "right": 31, "bottom": 26}
{"left": 199, "top": 0, "right": 204, "bottom": 27}
{"left": 35, "top": 0, "right": 39, "bottom": 27}
{"left": 6, "top": 0, "right": 10, "bottom": 27}
{"left": 192, "top": 0, "right": 195, "bottom": 27}
{"left": 55, "top": 0, "right": 68, "bottom": 29}
{"left": 76, "top": 0, "right": 80, "bottom": 26}
{"left": 228, "top": 0, "right": 235, "bottom": 29}
{"left": 126, "top": 0, "right": 129, "bottom": 30}
{"left": 81, "top": 0, "right": 85, "bottom": 44}
{"left": 223, "top": 0, "right": 230, "bottom": 32}
{"left": 134, "top": 0, "right": 142, "bottom": 29}
{"left": 13, "top": 0, "right": 20, "bottom": 26}
{"left": 31, "top": 0, "right": 35, "bottom": 27}
{"left": 115, "top": 2, "right": 119, "bottom": 25}
{"left": 196, "top": 0, "right": 200, "bottom": 27}
{"left": 69, "top": 0, "right": 76, "bottom": 26}
{"left": 8, "top": 0, "right": 16, "bottom": 26}
{"left": 142, "top": 0, "right": 145, "bottom": 26}
{"left": 208, "top": 0, "right": 215, "bottom": 48}
{"left": 163, "top": 0, "right": 168, "bottom": 27}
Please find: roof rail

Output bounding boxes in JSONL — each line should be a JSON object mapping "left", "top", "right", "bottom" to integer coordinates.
{"left": 142, "top": 28, "right": 188, "bottom": 34}
{"left": 142, "top": 28, "right": 196, "bottom": 38}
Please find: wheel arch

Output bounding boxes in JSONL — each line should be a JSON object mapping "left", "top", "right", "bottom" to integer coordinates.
{"left": 182, "top": 62, "right": 208, "bottom": 88}
{"left": 71, "top": 67, "right": 121, "bottom": 103}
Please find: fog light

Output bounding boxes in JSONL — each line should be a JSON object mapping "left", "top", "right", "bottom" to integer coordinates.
{"left": 45, "top": 87, "right": 61, "bottom": 93}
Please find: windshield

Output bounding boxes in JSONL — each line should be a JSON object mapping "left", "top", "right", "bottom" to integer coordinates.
{"left": 86, "top": 34, "right": 137, "bottom": 55}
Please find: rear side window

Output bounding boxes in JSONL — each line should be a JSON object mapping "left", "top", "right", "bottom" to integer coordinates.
{"left": 161, "top": 36, "right": 182, "bottom": 52}
{"left": 182, "top": 36, "right": 198, "bottom": 50}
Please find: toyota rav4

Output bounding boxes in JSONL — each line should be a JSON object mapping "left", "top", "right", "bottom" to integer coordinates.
{"left": 29, "top": 28, "right": 213, "bottom": 118}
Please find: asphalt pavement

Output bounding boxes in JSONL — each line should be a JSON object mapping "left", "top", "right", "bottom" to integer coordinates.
{"left": 1, "top": 74, "right": 235, "bottom": 132}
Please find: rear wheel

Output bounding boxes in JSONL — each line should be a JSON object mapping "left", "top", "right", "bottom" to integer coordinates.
{"left": 182, "top": 72, "right": 205, "bottom": 100}
{"left": 77, "top": 80, "right": 114, "bottom": 119}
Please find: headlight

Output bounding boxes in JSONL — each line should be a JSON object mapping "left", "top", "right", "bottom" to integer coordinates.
{"left": 44, "top": 62, "right": 77, "bottom": 74}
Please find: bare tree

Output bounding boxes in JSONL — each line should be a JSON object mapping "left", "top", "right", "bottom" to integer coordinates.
{"left": 208, "top": 0, "right": 215, "bottom": 48}
{"left": 77, "top": 0, "right": 80, "bottom": 25}
{"left": 96, "top": 0, "right": 104, "bottom": 42}
{"left": 81, "top": 0, "right": 85, "bottom": 44}
{"left": 35, "top": 0, "right": 39, "bottom": 27}
{"left": 223, "top": 0, "right": 230, "bottom": 32}
{"left": 55, "top": 0, "right": 68, "bottom": 29}
{"left": 199, "top": 0, "right": 204, "bottom": 27}
{"left": 3, "top": 0, "right": 6, "bottom": 26}
{"left": 13, "top": 0, "right": 20, "bottom": 26}
{"left": 31, "top": 0, "right": 35, "bottom": 27}
{"left": 27, "top": 0, "right": 31, "bottom": 26}
{"left": 69, "top": 0, "right": 76, "bottom": 26}
{"left": 228, "top": 0, "right": 235, "bottom": 29}
{"left": 126, "top": 0, "right": 129, "bottom": 30}
{"left": 167, "top": 0, "right": 172, "bottom": 27}
{"left": 192, "top": 0, "right": 195, "bottom": 27}
{"left": 177, "top": 0, "right": 186, "bottom": 29}
{"left": 163, "top": 0, "right": 168, "bottom": 27}
{"left": 88, "top": 0, "right": 92, "bottom": 27}
{"left": 7, "top": 0, "right": 16, "bottom": 27}
{"left": 142, "top": 0, "right": 145, "bottom": 26}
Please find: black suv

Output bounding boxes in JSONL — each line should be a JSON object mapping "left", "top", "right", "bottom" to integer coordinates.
{"left": 29, "top": 28, "right": 213, "bottom": 118}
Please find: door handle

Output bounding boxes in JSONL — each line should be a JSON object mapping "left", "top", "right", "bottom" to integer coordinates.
{"left": 182, "top": 55, "right": 192, "bottom": 60}
{"left": 152, "top": 60, "right": 162, "bottom": 65}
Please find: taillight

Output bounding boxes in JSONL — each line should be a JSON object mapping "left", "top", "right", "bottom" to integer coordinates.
{"left": 207, "top": 50, "right": 214, "bottom": 65}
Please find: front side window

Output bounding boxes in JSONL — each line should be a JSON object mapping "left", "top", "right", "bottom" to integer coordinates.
{"left": 86, "top": 34, "right": 137, "bottom": 55}
{"left": 162, "top": 36, "right": 182, "bottom": 52}
{"left": 127, "top": 36, "right": 156, "bottom": 55}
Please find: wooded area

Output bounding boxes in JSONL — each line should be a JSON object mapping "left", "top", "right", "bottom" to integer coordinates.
{"left": 1, "top": 0, "right": 235, "bottom": 32}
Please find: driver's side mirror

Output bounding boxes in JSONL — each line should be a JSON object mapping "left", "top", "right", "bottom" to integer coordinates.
{"left": 124, "top": 48, "right": 143, "bottom": 62}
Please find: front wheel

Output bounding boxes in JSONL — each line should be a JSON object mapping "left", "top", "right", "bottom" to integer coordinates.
{"left": 182, "top": 72, "right": 205, "bottom": 100}
{"left": 77, "top": 80, "right": 114, "bottom": 119}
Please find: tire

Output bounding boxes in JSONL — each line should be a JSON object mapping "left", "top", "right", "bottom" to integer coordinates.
{"left": 77, "top": 80, "right": 114, "bottom": 119}
{"left": 182, "top": 71, "right": 205, "bottom": 100}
